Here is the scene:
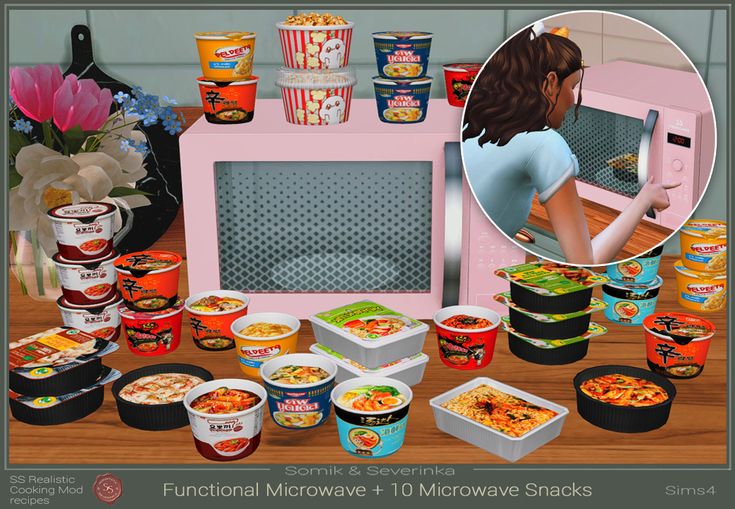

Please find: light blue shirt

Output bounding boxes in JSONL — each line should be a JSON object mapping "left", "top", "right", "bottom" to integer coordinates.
{"left": 462, "top": 128, "right": 579, "bottom": 237}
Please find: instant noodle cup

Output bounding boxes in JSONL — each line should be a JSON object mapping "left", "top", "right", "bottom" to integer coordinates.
{"left": 118, "top": 300, "right": 184, "bottom": 356}
{"left": 372, "top": 76, "right": 432, "bottom": 124}
{"left": 679, "top": 219, "right": 727, "bottom": 272}
{"left": 57, "top": 293, "right": 123, "bottom": 342}
{"left": 331, "top": 376, "right": 412, "bottom": 458}
{"left": 605, "top": 245, "right": 663, "bottom": 284}
{"left": 184, "top": 379, "right": 267, "bottom": 461}
{"left": 52, "top": 250, "right": 118, "bottom": 306}
{"left": 674, "top": 260, "right": 727, "bottom": 313}
{"left": 196, "top": 76, "right": 258, "bottom": 124}
{"left": 184, "top": 290, "right": 249, "bottom": 351}
{"left": 114, "top": 250, "right": 182, "bottom": 312}
{"left": 231, "top": 312, "right": 301, "bottom": 377}
{"left": 276, "top": 67, "right": 356, "bottom": 125}
{"left": 372, "top": 32, "right": 433, "bottom": 79}
{"left": 260, "top": 353, "right": 337, "bottom": 429}
{"left": 433, "top": 305, "right": 501, "bottom": 370}
{"left": 442, "top": 63, "right": 481, "bottom": 107}
{"left": 194, "top": 32, "right": 256, "bottom": 81}
{"left": 601, "top": 275, "right": 663, "bottom": 326}
{"left": 47, "top": 202, "right": 116, "bottom": 261}
{"left": 276, "top": 18, "right": 354, "bottom": 70}
{"left": 644, "top": 312, "right": 716, "bottom": 379}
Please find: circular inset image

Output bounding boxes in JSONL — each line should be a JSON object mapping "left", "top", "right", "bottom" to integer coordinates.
{"left": 461, "top": 11, "right": 716, "bottom": 265}
{"left": 348, "top": 428, "right": 381, "bottom": 450}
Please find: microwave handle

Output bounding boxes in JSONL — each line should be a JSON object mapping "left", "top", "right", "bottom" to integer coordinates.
{"left": 442, "top": 142, "right": 463, "bottom": 307}
{"left": 637, "top": 109, "right": 659, "bottom": 219}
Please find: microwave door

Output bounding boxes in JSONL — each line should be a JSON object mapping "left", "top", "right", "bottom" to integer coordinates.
{"left": 637, "top": 109, "right": 659, "bottom": 219}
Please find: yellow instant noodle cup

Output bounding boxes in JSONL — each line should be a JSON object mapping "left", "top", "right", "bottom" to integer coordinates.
{"left": 679, "top": 219, "right": 727, "bottom": 272}
{"left": 231, "top": 313, "right": 300, "bottom": 377}
{"left": 674, "top": 260, "right": 727, "bottom": 313}
{"left": 195, "top": 32, "right": 256, "bottom": 81}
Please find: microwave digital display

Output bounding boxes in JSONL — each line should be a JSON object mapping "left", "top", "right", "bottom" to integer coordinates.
{"left": 667, "top": 132, "right": 691, "bottom": 148}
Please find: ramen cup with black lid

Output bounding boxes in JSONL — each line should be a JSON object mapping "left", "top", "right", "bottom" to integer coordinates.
{"left": 372, "top": 32, "right": 433, "bottom": 79}
{"left": 52, "top": 249, "right": 119, "bottom": 305}
{"left": 372, "top": 76, "right": 432, "bottom": 124}
{"left": 57, "top": 293, "right": 123, "bottom": 342}
{"left": 47, "top": 202, "right": 116, "bottom": 261}
{"left": 196, "top": 76, "right": 259, "bottom": 124}
{"left": 601, "top": 275, "right": 663, "bottom": 326}
{"left": 114, "top": 250, "right": 182, "bottom": 311}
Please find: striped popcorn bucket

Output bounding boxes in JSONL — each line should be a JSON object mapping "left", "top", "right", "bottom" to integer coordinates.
{"left": 276, "top": 22, "right": 355, "bottom": 70}
{"left": 278, "top": 85, "right": 355, "bottom": 126}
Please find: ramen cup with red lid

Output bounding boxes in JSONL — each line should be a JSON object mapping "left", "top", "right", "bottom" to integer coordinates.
{"left": 114, "top": 250, "right": 182, "bottom": 312}
{"left": 196, "top": 76, "right": 258, "bottom": 124}
{"left": 184, "top": 290, "right": 250, "bottom": 351}
{"left": 47, "top": 202, "right": 116, "bottom": 261}
{"left": 442, "top": 63, "right": 482, "bottom": 107}
{"left": 433, "top": 305, "right": 501, "bottom": 370}
{"left": 57, "top": 293, "right": 123, "bottom": 342}
{"left": 644, "top": 312, "right": 716, "bottom": 379}
{"left": 53, "top": 250, "right": 119, "bottom": 306}
{"left": 118, "top": 299, "right": 184, "bottom": 356}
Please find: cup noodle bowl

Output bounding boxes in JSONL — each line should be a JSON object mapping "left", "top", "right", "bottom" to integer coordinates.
{"left": 277, "top": 20, "right": 354, "bottom": 70}
{"left": 196, "top": 76, "right": 259, "bottom": 125}
{"left": 118, "top": 300, "right": 184, "bottom": 356}
{"left": 433, "top": 306, "right": 501, "bottom": 370}
{"left": 114, "top": 251, "right": 182, "bottom": 312}
{"left": 679, "top": 219, "right": 727, "bottom": 272}
{"left": 674, "top": 260, "right": 727, "bottom": 313}
{"left": 442, "top": 63, "right": 482, "bottom": 107}
{"left": 194, "top": 32, "right": 256, "bottom": 81}
{"left": 644, "top": 312, "right": 716, "bottom": 379}
{"left": 47, "top": 202, "right": 116, "bottom": 261}
{"left": 184, "top": 290, "right": 249, "bottom": 351}
{"left": 57, "top": 294, "right": 123, "bottom": 342}
{"left": 276, "top": 67, "right": 356, "bottom": 125}
{"left": 52, "top": 250, "right": 118, "bottom": 306}
{"left": 231, "top": 313, "right": 301, "bottom": 377}
{"left": 184, "top": 379, "right": 267, "bottom": 461}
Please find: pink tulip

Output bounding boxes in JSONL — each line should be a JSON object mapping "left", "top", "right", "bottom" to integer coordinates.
{"left": 9, "top": 64, "right": 64, "bottom": 123}
{"left": 52, "top": 74, "right": 113, "bottom": 132}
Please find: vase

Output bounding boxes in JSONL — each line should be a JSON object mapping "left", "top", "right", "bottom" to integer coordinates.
{"left": 9, "top": 230, "right": 62, "bottom": 302}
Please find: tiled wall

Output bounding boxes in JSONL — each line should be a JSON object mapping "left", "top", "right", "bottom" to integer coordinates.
{"left": 9, "top": 8, "right": 728, "bottom": 253}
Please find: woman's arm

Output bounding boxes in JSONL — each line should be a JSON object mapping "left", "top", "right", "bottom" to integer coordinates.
{"left": 544, "top": 176, "right": 680, "bottom": 264}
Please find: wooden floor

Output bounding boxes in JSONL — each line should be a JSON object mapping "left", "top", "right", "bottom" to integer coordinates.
{"left": 8, "top": 219, "right": 727, "bottom": 464}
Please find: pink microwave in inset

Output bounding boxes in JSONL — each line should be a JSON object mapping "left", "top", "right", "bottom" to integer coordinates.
{"left": 179, "top": 100, "right": 525, "bottom": 319}
{"left": 558, "top": 60, "right": 716, "bottom": 231}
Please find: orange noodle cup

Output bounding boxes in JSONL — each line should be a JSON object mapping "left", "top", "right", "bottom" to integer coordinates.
{"left": 231, "top": 313, "right": 301, "bottom": 377}
{"left": 679, "top": 219, "right": 727, "bottom": 272}
{"left": 184, "top": 290, "right": 249, "bottom": 351}
{"left": 644, "top": 312, "right": 715, "bottom": 379}
{"left": 673, "top": 260, "right": 727, "bottom": 313}
{"left": 114, "top": 251, "right": 182, "bottom": 312}
{"left": 196, "top": 76, "right": 258, "bottom": 124}
{"left": 194, "top": 32, "right": 256, "bottom": 81}
{"left": 118, "top": 300, "right": 184, "bottom": 356}
{"left": 184, "top": 379, "right": 267, "bottom": 461}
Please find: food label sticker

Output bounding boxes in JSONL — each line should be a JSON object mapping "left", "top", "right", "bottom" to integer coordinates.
{"left": 315, "top": 301, "right": 423, "bottom": 340}
{"left": 495, "top": 262, "right": 609, "bottom": 296}
{"left": 335, "top": 414, "right": 408, "bottom": 458}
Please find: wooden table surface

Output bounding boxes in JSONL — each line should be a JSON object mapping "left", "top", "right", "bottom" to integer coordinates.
{"left": 8, "top": 226, "right": 727, "bottom": 464}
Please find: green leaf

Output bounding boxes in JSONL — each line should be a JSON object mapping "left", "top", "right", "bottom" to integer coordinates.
{"left": 62, "top": 125, "right": 88, "bottom": 154}
{"left": 108, "top": 186, "right": 153, "bottom": 197}
{"left": 9, "top": 129, "right": 29, "bottom": 157}
{"left": 9, "top": 164, "right": 22, "bottom": 188}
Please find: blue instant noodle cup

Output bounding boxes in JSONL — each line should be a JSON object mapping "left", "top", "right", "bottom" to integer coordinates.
{"left": 372, "top": 32, "right": 433, "bottom": 78}
{"left": 331, "top": 376, "right": 413, "bottom": 459}
{"left": 601, "top": 275, "right": 663, "bottom": 326}
{"left": 605, "top": 245, "right": 663, "bottom": 284}
{"left": 260, "top": 353, "right": 337, "bottom": 429}
{"left": 372, "top": 76, "right": 432, "bottom": 124}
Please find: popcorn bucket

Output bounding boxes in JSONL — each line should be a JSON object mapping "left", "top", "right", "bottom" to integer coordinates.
{"left": 276, "top": 67, "right": 356, "bottom": 126}
{"left": 277, "top": 21, "right": 354, "bottom": 70}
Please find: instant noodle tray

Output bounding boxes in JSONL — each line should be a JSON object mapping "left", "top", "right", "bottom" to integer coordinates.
{"left": 429, "top": 377, "right": 569, "bottom": 462}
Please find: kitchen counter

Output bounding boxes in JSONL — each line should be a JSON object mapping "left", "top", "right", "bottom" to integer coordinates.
{"left": 8, "top": 237, "right": 727, "bottom": 464}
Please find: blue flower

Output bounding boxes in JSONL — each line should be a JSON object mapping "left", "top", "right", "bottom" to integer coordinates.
{"left": 119, "top": 139, "right": 131, "bottom": 152}
{"left": 113, "top": 91, "right": 130, "bottom": 104}
{"left": 130, "top": 140, "right": 149, "bottom": 157}
{"left": 163, "top": 96, "right": 177, "bottom": 105}
{"left": 164, "top": 120, "right": 182, "bottom": 135}
{"left": 13, "top": 118, "right": 33, "bottom": 134}
{"left": 159, "top": 105, "right": 176, "bottom": 123}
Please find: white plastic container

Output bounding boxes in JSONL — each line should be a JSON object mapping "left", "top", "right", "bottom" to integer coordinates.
{"left": 429, "top": 377, "right": 569, "bottom": 463}
{"left": 309, "top": 343, "right": 428, "bottom": 386}
{"left": 309, "top": 300, "right": 429, "bottom": 369}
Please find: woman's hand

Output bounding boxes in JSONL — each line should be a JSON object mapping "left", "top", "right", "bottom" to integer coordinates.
{"left": 641, "top": 176, "right": 681, "bottom": 211}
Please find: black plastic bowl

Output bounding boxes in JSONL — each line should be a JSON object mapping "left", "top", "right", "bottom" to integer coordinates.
{"left": 573, "top": 365, "right": 676, "bottom": 433}
{"left": 112, "top": 363, "right": 214, "bottom": 431}
{"left": 509, "top": 307, "right": 591, "bottom": 339}
{"left": 510, "top": 282, "right": 593, "bottom": 314}
{"left": 508, "top": 333, "right": 589, "bottom": 365}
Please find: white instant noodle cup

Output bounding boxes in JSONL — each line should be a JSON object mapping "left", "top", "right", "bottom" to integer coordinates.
{"left": 47, "top": 202, "right": 116, "bottom": 261}
{"left": 57, "top": 294, "right": 123, "bottom": 342}
{"left": 183, "top": 379, "right": 267, "bottom": 461}
{"left": 52, "top": 250, "right": 119, "bottom": 306}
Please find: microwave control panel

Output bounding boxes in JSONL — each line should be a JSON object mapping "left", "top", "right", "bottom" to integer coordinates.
{"left": 661, "top": 107, "right": 702, "bottom": 224}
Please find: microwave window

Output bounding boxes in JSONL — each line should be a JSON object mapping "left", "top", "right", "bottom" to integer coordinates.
{"left": 557, "top": 105, "right": 645, "bottom": 198}
{"left": 214, "top": 161, "right": 433, "bottom": 293}
{"left": 667, "top": 132, "right": 691, "bottom": 148}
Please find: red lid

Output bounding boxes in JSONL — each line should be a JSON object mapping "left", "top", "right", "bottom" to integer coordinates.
{"left": 442, "top": 63, "right": 482, "bottom": 73}
{"left": 52, "top": 249, "right": 119, "bottom": 267}
{"left": 643, "top": 312, "right": 716, "bottom": 342}
{"left": 114, "top": 250, "right": 183, "bottom": 274}
{"left": 57, "top": 293, "right": 122, "bottom": 311}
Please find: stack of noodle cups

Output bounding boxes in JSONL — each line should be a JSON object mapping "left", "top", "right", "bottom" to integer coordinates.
{"left": 275, "top": 12, "right": 356, "bottom": 125}
{"left": 675, "top": 219, "right": 727, "bottom": 313}
{"left": 194, "top": 32, "right": 259, "bottom": 124}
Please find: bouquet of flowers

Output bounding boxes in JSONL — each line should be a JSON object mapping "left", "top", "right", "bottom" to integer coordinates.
{"left": 8, "top": 64, "right": 183, "bottom": 298}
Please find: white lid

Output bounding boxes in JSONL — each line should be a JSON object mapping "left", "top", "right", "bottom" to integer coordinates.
{"left": 310, "top": 343, "right": 428, "bottom": 376}
{"left": 276, "top": 66, "right": 357, "bottom": 89}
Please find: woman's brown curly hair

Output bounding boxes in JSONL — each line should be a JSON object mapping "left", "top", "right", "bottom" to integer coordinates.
{"left": 463, "top": 26, "right": 584, "bottom": 147}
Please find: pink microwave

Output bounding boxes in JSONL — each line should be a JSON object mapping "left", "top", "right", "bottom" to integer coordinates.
{"left": 558, "top": 60, "right": 716, "bottom": 230}
{"left": 179, "top": 100, "right": 525, "bottom": 319}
